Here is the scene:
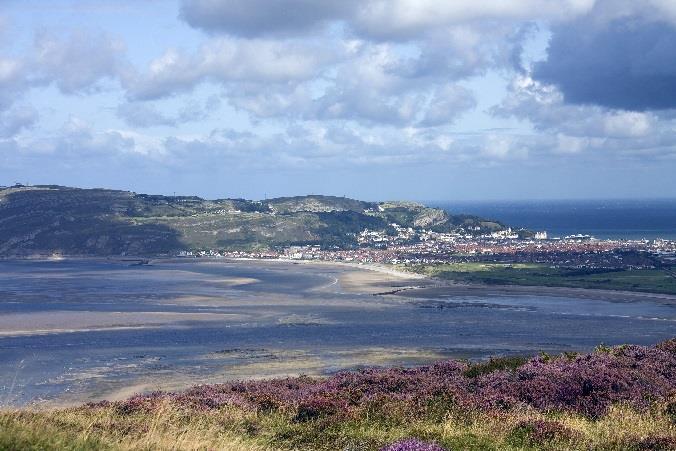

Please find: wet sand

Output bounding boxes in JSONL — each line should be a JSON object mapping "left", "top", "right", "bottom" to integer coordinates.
{"left": 0, "top": 258, "right": 674, "bottom": 407}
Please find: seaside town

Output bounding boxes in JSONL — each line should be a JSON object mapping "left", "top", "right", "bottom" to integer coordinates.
{"left": 180, "top": 225, "right": 676, "bottom": 271}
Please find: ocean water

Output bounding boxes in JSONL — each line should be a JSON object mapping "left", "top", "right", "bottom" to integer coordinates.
{"left": 431, "top": 199, "right": 676, "bottom": 240}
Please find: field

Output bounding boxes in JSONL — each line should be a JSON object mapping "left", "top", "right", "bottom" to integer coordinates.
{"left": 2, "top": 341, "right": 675, "bottom": 450}
{"left": 409, "top": 262, "right": 676, "bottom": 295}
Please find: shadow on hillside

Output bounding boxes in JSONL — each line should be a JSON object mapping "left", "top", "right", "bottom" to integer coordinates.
{"left": 0, "top": 189, "right": 187, "bottom": 256}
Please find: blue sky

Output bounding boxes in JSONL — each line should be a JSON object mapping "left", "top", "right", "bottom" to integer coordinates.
{"left": 1, "top": 0, "right": 676, "bottom": 201}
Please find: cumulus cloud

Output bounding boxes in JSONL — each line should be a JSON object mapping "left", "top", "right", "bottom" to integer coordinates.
{"left": 493, "top": 74, "right": 676, "bottom": 159}
{"left": 0, "top": 29, "right": 131, "bottom": 117}
{"left": 166, "top": 2, "right": 542, "bottom": 128}
{"left": 350, "top": 0, "right": 595, "bottom": 40}
{"left": 125, "top": 38, "right": 333, "bottom": 100}
{"left": 160, "top": 121, "right": 529, "bottom": 169}
{"left": 0, "top": 105, "right": 38, "bottom": 138}
{"left": 224, "top": 41, "right": 479, "bottom": 127}
{"left": 117, "top": 102, "right": 176, "bottom": 128}
{"left": 180, "top": 0, "right": 357, "bottom": 36}
{"left": 33, "top": 30, "right": 129, "bottom": 94}
{"left": 6, "top": 0, "right": 676, "bottom": 188}
{"left": 117, "top": 97, "right": 221, "bottom": 128}
{"left": 309, "top": 43, "right": 429, "bottom": 125}
{"left": 419, "top": 85, "right": 477, "bottom": 127}
{"left": 534, "top": 16, "right": 676, "bottom": 110}
{"left": 57, "top": 117, "right": 137, "bottom": 156}
{"left": 0, "top": 56, "right": 28, "bottom": 111}
{"left": 179, "top": 0, "right": 595, "bottom": 40}
{"left": 226, "top": 83, "right": 313, "bottom": 119}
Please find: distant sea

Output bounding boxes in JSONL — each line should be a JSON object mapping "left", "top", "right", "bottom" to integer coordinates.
{"left": 430, "top": 199, "right": 676, "bottom": 240}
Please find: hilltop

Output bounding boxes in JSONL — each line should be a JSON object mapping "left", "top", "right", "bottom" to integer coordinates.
{"left": 0, "top": 185, "right": 504, "bottom": 257}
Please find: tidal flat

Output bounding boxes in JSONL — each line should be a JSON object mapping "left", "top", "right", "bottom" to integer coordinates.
{"left": 0, "top": 258, "right": 675, "bottom": 407}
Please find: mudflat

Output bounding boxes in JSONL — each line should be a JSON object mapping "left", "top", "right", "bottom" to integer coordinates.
{"left": 0, "top": 258, "right": 674, "bottom": 407}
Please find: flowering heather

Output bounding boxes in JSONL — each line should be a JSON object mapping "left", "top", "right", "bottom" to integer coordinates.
{"left": 474, "top": 343, "right": 676, "bottom": 417}
{"left": 2, "top": 340, "right": 676, "bottom": 450}
{"left": 114, "top": 340, "right": 676, "bottom": 420}
{"left": 379, "top": 438, "right": 447, "bottom": 451}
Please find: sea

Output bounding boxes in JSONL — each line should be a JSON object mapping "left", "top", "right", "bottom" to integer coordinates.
{"left": 430, "top": 199, "right": 676, "bottom": 240}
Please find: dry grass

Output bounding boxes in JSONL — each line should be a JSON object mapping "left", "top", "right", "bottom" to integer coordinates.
{"left": 2, "top": 400, "right": 675, "bottom": 450}
{"left": 1, "top": 401, "right": 271, "bottom": 450}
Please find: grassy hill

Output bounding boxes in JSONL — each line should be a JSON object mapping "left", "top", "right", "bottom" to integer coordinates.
{"left": 0, "top": 185, "right": 504, "bottom": 257}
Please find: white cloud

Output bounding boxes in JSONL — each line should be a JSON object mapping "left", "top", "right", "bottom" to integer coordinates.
{"left": 116, "top": 97, "right": 221, "bottom": 128}
{"left": 602, "top": 112, "right": 652, "bottom": 138}
{"left": 493, "top": 74, "right": 676, "bottom": 158}
{"left": 3, "top": 0, "right": 676, "bottom": 188}
{"left": 126, "top": 38, "right": 334, "bottom": 100}
{"left": 419, "top": 84, "right": 476, "bottom": 127}
{"left": 351, "top": 0, "right": 596, "bottom": 40}
{"left": 0, "top": 104, "right": 38, "bottom": 138}
{"left": 179, "top": 0, "right": 597, "bottom": 40}
{"left": 33, "top": 30, "right": 128, "bottom": 94}
{"left": 0, "top": 57, "right": 28, "bottom": 111}
{"left": 223, "top": 41, "right": 479, "bottom": 127}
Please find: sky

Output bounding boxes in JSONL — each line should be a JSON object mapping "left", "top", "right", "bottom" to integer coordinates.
{"left": 1, "top": 0, "right": 676, "bottom": 201}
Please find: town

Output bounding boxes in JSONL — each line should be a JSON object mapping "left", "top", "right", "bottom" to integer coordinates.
{"left": 179, "top": 224, "right": 676, "bottom": 272}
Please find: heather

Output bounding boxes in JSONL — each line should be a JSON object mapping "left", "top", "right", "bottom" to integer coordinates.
{"left": 2, "top": 340, "right": 675, "bottom": 450}
{"left": 119, "top": 340, "right": 676, "bottom": 419}
{"left": 380, "top": 439, "right": 446, "bottom": 451}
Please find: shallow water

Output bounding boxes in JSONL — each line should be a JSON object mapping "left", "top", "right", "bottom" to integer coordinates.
{"left": 0, "top": 259, "right": 674, "bottom": 406}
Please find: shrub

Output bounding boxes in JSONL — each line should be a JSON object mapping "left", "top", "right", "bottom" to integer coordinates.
{"left": 508, "top": 419, "right": 579, "bottom": 446}
{"left": 665, "top": 400, "right": 676, "bottom": 424}
{"left": 463, "top": 355, "right": 528, "bottom": 378}
{"left": 105, "top": 340, "right": 676, "bottom": 420}
{"left": 627, "top": 434, "right": 676, "bottom": 450}
{"left": 380, "top": 438, "right": 447, "bottom": 451}
{"left": 293, "top": 395, "right": 345, "bottom": 423}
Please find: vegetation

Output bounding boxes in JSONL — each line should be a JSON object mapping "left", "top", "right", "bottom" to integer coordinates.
{"left": 2, "top": 341, "right": 675, "bottom": 450}
{"left": 0, "top": 185, "right": 503, "bottom": 256}
{"left": 411, "top": 262, "right": 676, "bottom": 295}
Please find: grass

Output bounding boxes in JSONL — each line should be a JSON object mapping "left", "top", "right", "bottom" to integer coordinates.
{"left": 410, "top": 262, "right": 676, "bottom": 295}
{"left": 0, "top": 406, "right": 269, "bottom": 450}
{"left": 1, "top": 341, "right": 675, "bottom": 450}
{"left": 2, "top": 400, "right": 675, "bottom": 450}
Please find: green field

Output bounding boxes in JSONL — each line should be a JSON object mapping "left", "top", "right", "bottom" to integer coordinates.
{"left": 410, "top": 262, "right": 676, "bottom": 295}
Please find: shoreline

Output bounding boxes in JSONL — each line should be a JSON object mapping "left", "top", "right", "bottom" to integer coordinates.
{"left": 253, "top": 258, "right": 676, "bottom": 304}
{"left": 2, "top": 254, "right": 676, "bottom": 303}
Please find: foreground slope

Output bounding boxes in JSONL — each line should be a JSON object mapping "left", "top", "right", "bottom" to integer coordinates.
{"left": 0, "top": 185, "right": 503, "bottom": 256}
{"left": 2, "top": 341, "right": 675, "bottom": 450}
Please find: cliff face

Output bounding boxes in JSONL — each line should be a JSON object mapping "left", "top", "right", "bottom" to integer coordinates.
{"left": 0, "top": 185, "right": 504, "bottom": 256}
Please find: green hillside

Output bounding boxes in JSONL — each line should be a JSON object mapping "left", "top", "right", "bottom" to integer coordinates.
{"left": 0, "top": 185, "right": 504, "bottom": 256}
